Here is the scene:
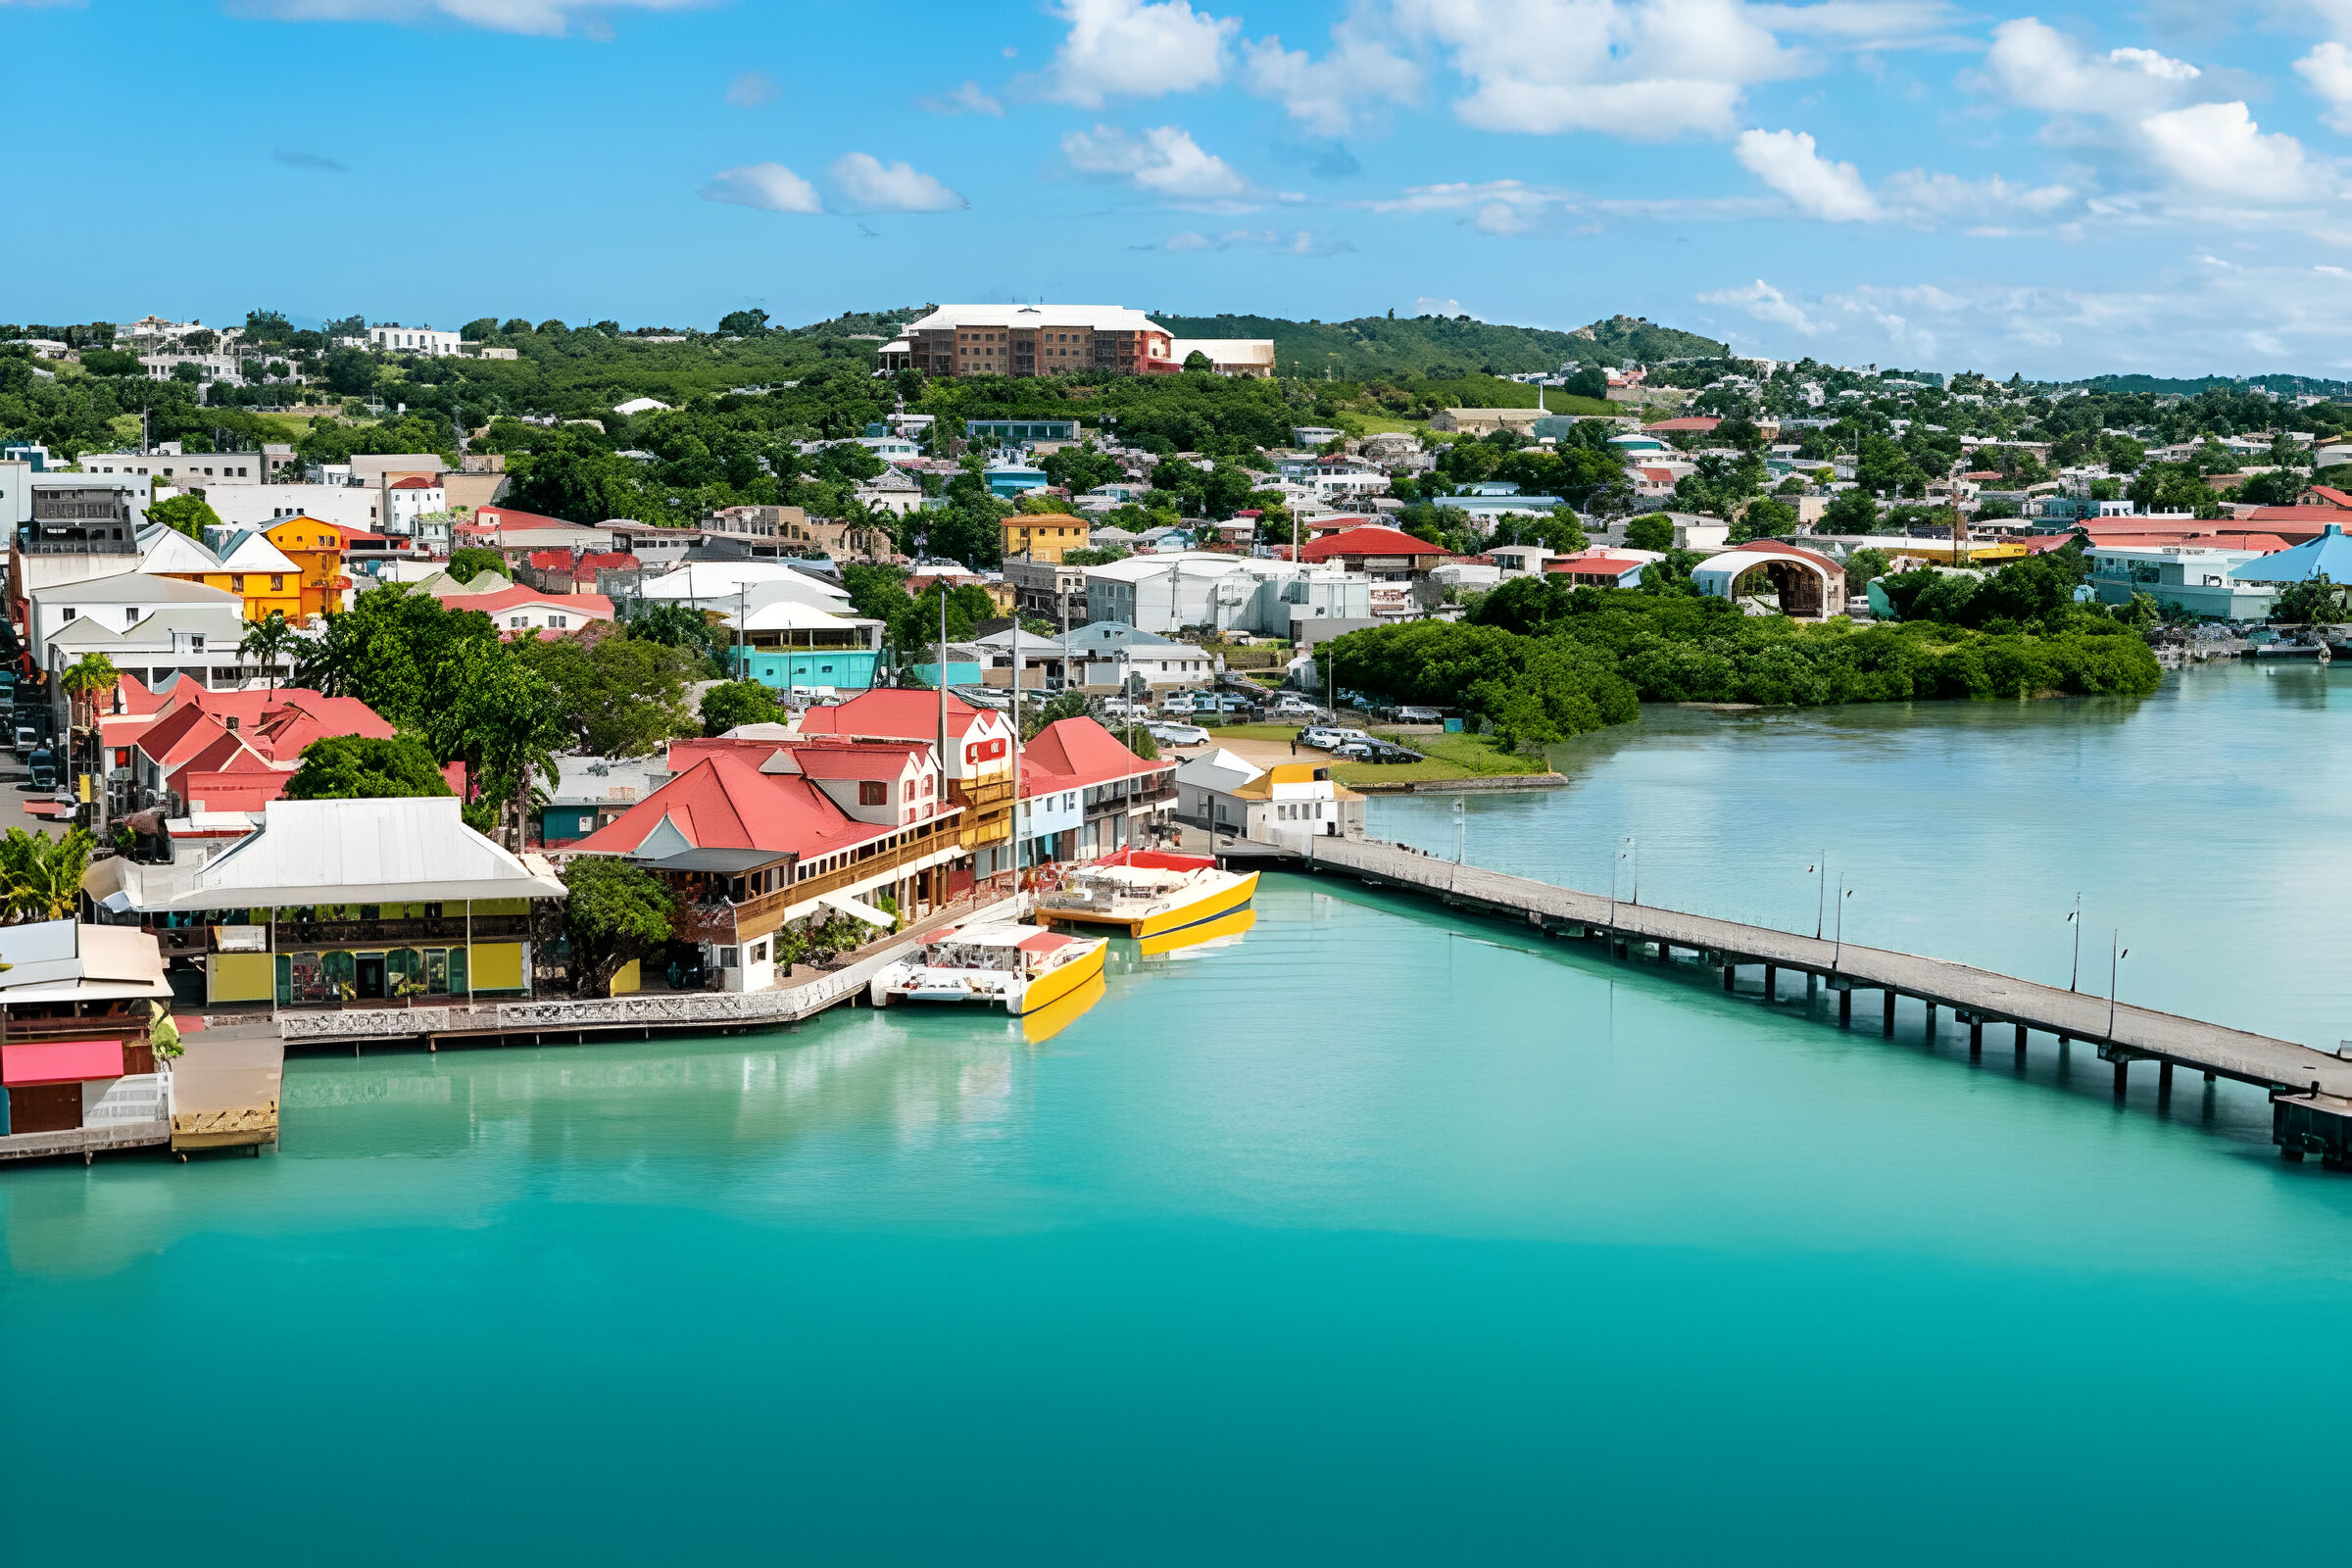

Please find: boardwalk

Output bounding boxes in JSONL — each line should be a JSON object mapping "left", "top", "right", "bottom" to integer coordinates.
{"left": 1252, "top": 835, "right": 2352, "bottom": 1102}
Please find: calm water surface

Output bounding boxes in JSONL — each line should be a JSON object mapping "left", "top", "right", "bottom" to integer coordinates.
{"left": 7, "top": 662, "right": 2352, "bottom": 1565}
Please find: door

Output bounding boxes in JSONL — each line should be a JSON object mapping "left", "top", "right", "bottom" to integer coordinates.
{"left": 356, "top": 956, "right": 387, "bottom": 1000}
{"left": 6, "top": 1082, "right": 82, "bottom": 1135}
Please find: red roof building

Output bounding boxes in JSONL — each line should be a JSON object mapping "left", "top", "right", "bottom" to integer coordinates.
{"left": 1298, "top": 524, "right": 1453, "bottom": 575}
{"left": 1544, "top": 552, "right": 1652, "bottom": 587}
{"left": 796, "top": 689, "right": 1016, "bottom": 783}
{"left": 122, "top": 686, "right": 458, "bottom": 816}
{"left": 1016, "top": 716, "right": 1177, "bottom": 862}
{"left": 564, "top": 747, "right": 977, "bottom": 984}
{"left": 430, "top": 583, "right": 615, "bottom": 638}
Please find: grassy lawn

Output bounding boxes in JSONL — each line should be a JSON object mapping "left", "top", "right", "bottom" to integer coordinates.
{"left": 1329, "top": 730, "right": 1548, "bottom": 785}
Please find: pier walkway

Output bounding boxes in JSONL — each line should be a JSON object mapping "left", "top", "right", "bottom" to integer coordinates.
{"left": 1241, "top": 836, "right": 2352, "bottom": 1142}
{"left": 273, "top": 892, "right": 1024, "bottom": 1050}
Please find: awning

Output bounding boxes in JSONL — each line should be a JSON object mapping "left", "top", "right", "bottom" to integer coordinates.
{"left": 3, "top": 1038, "right": 126, "bottom": 1087}
{"left": 817, "top": 892, "right": 895, "bottom": 928}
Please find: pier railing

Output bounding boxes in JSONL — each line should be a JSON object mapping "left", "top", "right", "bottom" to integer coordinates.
{"left": 275, "top": 893, "right": 1024, "bottom": 1045}
{"left": 1277, "top": 835, "right": 2352, "bottom": 1101}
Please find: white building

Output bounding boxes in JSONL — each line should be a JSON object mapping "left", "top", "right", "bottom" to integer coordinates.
{"left": 73, "top": 451, "right": 268, "bottom": 486}
{"left": 384, "top": 475, "right": 446, "bottom": 536}
{"left": 369, "top": 324, "right": 463, "bottom": 356}
{"left": 205, "top": 482, "right": 383, "bottom": 533}
{"left": 140, "top": 352, "right": 244, "bottom": 384}
{"left": 1082, "top": 553, "right": 1372, "bottom": 637}
{"left": 633, "top": 561, "right": 855, "bottom": 614}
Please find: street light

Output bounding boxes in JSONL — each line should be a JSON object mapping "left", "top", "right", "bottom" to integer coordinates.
{"left": 1807, "top": 855, "right": 1828, "bottom": 939}
{"left": 2066, "top": 894, "right": 2082, "bottom": 991}
{"left": 2106, "top": 931, "right": 2130, "bottom": 1041}
{"left": 1832, "top": 878, "right": 1853, "bottom": 967}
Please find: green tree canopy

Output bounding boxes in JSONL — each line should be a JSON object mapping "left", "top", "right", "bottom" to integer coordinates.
{"left": 148, "top": 494, "right": 222, "bottom": 541}
{"left": 447, "top": 547, "right": 507, "bottom": 583}
{"left": 701, "top": 679, "right": 786, "bottom": 736}
{"left": 561, "top": 857, "right": 675, "bottom": 997}
{"left": 282, "top": 734, "right": 454, "bottom": 801}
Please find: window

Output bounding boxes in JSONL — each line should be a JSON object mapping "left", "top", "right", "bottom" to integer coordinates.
{"left": 60, "top": 607, "right": 74, "bottom": 622}
{"left": 859, "top": 781, "right": 887, "bottom": 806}
{"left": 549, "top": 615, "right": 567, "bottom": 629}
{"left": 510, "top": 615, "right": 527, "bottom": 628}
{"left": 271, "top": 575, "right": 284, "bottom": 592}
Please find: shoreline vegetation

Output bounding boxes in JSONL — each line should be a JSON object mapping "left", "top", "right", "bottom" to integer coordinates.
{"left": 1320, "top": 550, "right": 2164, "bottom": 756}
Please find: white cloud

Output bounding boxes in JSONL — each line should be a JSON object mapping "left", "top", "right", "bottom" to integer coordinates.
{"left": 1879, "top": 170, "right": 2074, "bottom": 220}
{"left": 725, "top": 71, "right": 777, "bottom": 107}
{"left": 917, "top": 80, "right": 1004, "bottom": 117}
{"left": 1697, "top": 278, "right": 1824, "bottom": 334}
{"left": 1734, "top": 128, "right": 1879, "bottom": 220}
{"left": 1241, "top": 8, "right": 1420, "bottom": 136}
{"left": 830, "top": 154, "right": 968, "bottom": 213}
{"left": 1062, "top": 123, "right": 1250, "bottom": 201}
{"left": 2138, "top": 102, "right": 2316, "bottom": 203}
{"left": 1414, "top": 297, "right": 1472, "bottom": 317}
{"left": 1393, "top": 0, "right": 1811, "bottom": 139}
{"left": 1981, "top": 19, "right": 2200, "bottom": 117}
{"left": 2297, "top": 41, "right": 2352, "bottom": 134}
{"left": 1363, "top": 178, "right": 1568, "bottom": 216}
{"left": 699, "top": 162, "right": 823, "bottom": 216}
{"left": 230, "top": 0, "right": 696, "bottom": 35}
{"left": 1475, "top": 202, "right": 1537, "bottom": 234}
{"left": 1146, "top": 227, "right": 1353, "bottom": 255}
{"left": 1031, "top": 0, "right": 1235, "bottom": 107}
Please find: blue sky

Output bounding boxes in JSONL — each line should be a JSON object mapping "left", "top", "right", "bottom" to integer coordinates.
{"left": 11, "top": 0, "right": 2352, "bottom": 377}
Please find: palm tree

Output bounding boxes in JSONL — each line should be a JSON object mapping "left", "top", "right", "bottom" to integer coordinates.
{"left": 239, "top": 611, "right": 298, "bottom": 692}
{"left": 0, "top": 827, "right": 94, "bottom": 922}
{"left": 60, "top": 654, "right": 119, "bottom": 734}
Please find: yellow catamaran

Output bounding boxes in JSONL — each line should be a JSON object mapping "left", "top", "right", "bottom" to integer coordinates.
{"left": 1032, "top": 850, "right": 1259, "bottom": 940}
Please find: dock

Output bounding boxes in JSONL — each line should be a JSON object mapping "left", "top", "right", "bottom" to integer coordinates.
{"left": 1236, "top": 835, "right": 2352, "bottom": 1166}
{"left": 270, "top": 892, "right": 1025, "bottom": 1052}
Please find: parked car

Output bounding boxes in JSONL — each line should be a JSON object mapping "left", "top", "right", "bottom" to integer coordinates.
{"left": 25, "top": 747, "right": 57, "bottom": 790}
{"left": 1100, "top": 697, "right": 1148, "bottom": 720}
{"left": 1267, "top": 696, "right": 1320, "bottom": 720}
{"left": 1333, "top": 741, "right": 1376, "bottom": 760}
{"left": 1298, "top": 726, "right": 1345, "bottom": 750}
{"left": 13, "top": 718, "right": 40, "bottom": 758}
{"left": 1158, "top": 693, "right": 1204, "bottom": 716}
{"left": 1393, "top": 707, "right": 1444, "bottom": 724}
{"left": 1364, "top": 743, "right": 1424, "bottom": 764}
{"left": 1150, "top": 722, "right": 1211, "bottom": 748}
{"left": 1206, "top": 693, "right": 1258, "bottom": 714}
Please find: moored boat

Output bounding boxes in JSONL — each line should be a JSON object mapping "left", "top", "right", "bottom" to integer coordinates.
{"left": 1032, "top": 850, "right": 1258, "bottom": 939}
{"left": 867, "top": 923, "right": 1107, "bottom": 1015}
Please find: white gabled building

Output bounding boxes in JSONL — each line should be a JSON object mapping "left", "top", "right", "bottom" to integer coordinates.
{"left": 368, "top": 324, "right": 463, "bottom": 356}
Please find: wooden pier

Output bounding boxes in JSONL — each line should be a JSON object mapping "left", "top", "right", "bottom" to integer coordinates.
{"left": 1237, "top": 836, "right": 2352, "bottom": 1166}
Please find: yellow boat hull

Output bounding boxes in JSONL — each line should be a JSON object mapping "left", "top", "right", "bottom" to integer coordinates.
{"left": 1020, "top": 973, "right": 1106, "bottom": 1043}
{"left": 1013, "top": 938, "right": 1107, "bottom": 1015}
{"left": 1041, "top": 870, "right": 1260, "bottom": 939}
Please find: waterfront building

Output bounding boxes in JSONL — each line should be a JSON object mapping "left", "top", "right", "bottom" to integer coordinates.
{"left": 0, "top": 920, "right": 172, "bottom": 1144}
{"left": 85, "top": 798, "right": 566, "bottom": 1009}
{"left": 2229, "top": 522, "right": 2352, "bottom": 590}
{"left": 1004, "top": 716, "right": 1177, "bottom": 872}
{"left": 1172, "top": 752, "right": 1363, "bottom": 840}
{"left": 2089, "top": 543, "right": 2278, "bottom": 620}
{"left": 564, "top": 738, "right": 970, "bottom": 992}
{"left": 797, "top": 688, "right": 1017, "bottom": 858}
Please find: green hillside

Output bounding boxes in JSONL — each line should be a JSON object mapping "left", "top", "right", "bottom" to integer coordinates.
{"left": 1152, "top": 311, "right": 1727, "bottom": 379}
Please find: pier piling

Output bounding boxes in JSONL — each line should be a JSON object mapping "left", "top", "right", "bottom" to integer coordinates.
{"left": 2014, "top": 1023, "right": 2028, "bottom": 1061}
{"left": 2114, "top": 1058, "right": 2130, "bottom": 1097}
{"left": 1723, "top": 961, "right": 1736, "bottom": 992}
{"left": 1838, "top": 989, "right": 1851, "bottom": 1027}
{"left": 1764, "top": 963, "right": 1777, "bottom": 1000}
{"left": 1926, "top": 1003, "right": 1936, "bottom": 1042}
{"left": 1883, "top": 991, "right": 1896, "bottom": 1036}
{"left": 1969, "top": 1018, "right": 1983, "bottom": 1058}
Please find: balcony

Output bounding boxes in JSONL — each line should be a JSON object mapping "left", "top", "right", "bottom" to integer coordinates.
{"left": 265, "top": 914, "right": 534, "bottom": 948}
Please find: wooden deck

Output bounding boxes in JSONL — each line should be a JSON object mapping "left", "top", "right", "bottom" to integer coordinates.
{"left": 1251, "top": 835, "right": 2352, "bottom": 1101}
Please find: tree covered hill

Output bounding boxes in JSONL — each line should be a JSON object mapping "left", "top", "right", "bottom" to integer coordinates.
{"left": 1151, "top": 311, "right": 1727, "bottom": 379}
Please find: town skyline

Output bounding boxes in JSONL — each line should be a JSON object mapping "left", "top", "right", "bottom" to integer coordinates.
{"left": 10, "top": 1, "right": 2352, "bottom": 378}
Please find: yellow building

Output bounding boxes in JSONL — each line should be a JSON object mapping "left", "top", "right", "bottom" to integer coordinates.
{"left": 1002, "top": 513, "right": 1091, "bottom": 564}
{"left": 139, "top": 525, "right": 306, "bottom": 622}
{"left": 260, "top": 514, "right": 352, "bottom": 619}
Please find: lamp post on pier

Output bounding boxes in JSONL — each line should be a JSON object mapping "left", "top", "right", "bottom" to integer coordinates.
{"left": 2067, "top": 894, "right": 2082, "bottom": 990}
{"left": 2106, "top": 931, "right": 2130, "bottom": 1041}
{"left": 1808, "top": 856, "right": 1828, "bottom": 939}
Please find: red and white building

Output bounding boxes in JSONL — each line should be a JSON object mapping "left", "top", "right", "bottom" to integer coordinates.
{"left": 429, "top": 581, "right": 615, "bottom": 639}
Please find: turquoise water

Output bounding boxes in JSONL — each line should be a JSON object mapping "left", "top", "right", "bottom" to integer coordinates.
{"left": 7, "top": 662, "right": 2352, "bottom": 1564}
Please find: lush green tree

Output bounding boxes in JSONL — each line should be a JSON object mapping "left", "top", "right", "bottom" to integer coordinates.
{"left": 61, "top": 653, "right": 119, "bottom": 732}
{"left": 2236, "top": 469, "right": 2307, "bottom": 508}
{"left": 1559, "top": 366, "right": 1609, "bottom": 400}
{"left": 504, "top": 431, "right": 632, "bottom": 523}
{"left": 561, "top": 857, "right": 675, "bottom": 997}
{"left": 0, "top": 827, "right": 94, "bottom": 922}
{"left": 2127, "top": 463, "right": 2223, "bottom": 518}
{"left": 446, "top": 547, "right": 507, "bottom": 583}
{"left": 78, "top": 348, "right": 140, "bottom": 377}
{"left": 701, "top": 679, "right": 787, "bottom": 735}
{"left": 624, "top": 601, "right": 722, "bottom": 666}
{"left": 300, "top": 585, "right": 503, "bottom": 728}
{"left": 514, "top": 628, "right": 699, "bottom": 756}
{"left": 1623, "top": 514, "right": 1675, "bottom": 552}
{"left": 1820, "top": 488, "right": 1882, "bottom": 533}
{"left": 2274, "top": 573, "right": 2350, "bottom": 625}
{"left": 148, "top": 494, "right": 222, "bottom": 541}
{"left": 717, "top": 308, "right": 771, "bottom": 336}
{"left": 1731, "top": 497, "right": 1797, "bottom": 545}
{"left": 283, "top": 734, "right": 454, "bottom": 800}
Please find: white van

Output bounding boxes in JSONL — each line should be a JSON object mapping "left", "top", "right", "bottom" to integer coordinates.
{"left": 1151, "top": 722, "right": 1211, "bottom": 748}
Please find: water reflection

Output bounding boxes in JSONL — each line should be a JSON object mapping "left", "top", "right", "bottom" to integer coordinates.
{"left": 1022, "top": 974, "right": 1107, "bottom": 1043}
{"left": 1138, "top": 906, "right": 1257, "bottom": 959}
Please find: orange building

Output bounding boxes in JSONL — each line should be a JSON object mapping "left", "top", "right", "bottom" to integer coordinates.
{"left": 259, "top": 514, "right": 351, "bottom": 618}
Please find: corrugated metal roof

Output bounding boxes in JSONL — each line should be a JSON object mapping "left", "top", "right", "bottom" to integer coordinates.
{"left": 160, "top": 798, "right": 565, "bottom": 907}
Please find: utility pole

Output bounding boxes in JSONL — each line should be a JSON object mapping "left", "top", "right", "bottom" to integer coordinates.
{"left": 2106, "top": 932, "right": 2129, "bottom": 1040}
{"left": 2067, "top": 895, "right": 2081, "bottom": 991}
